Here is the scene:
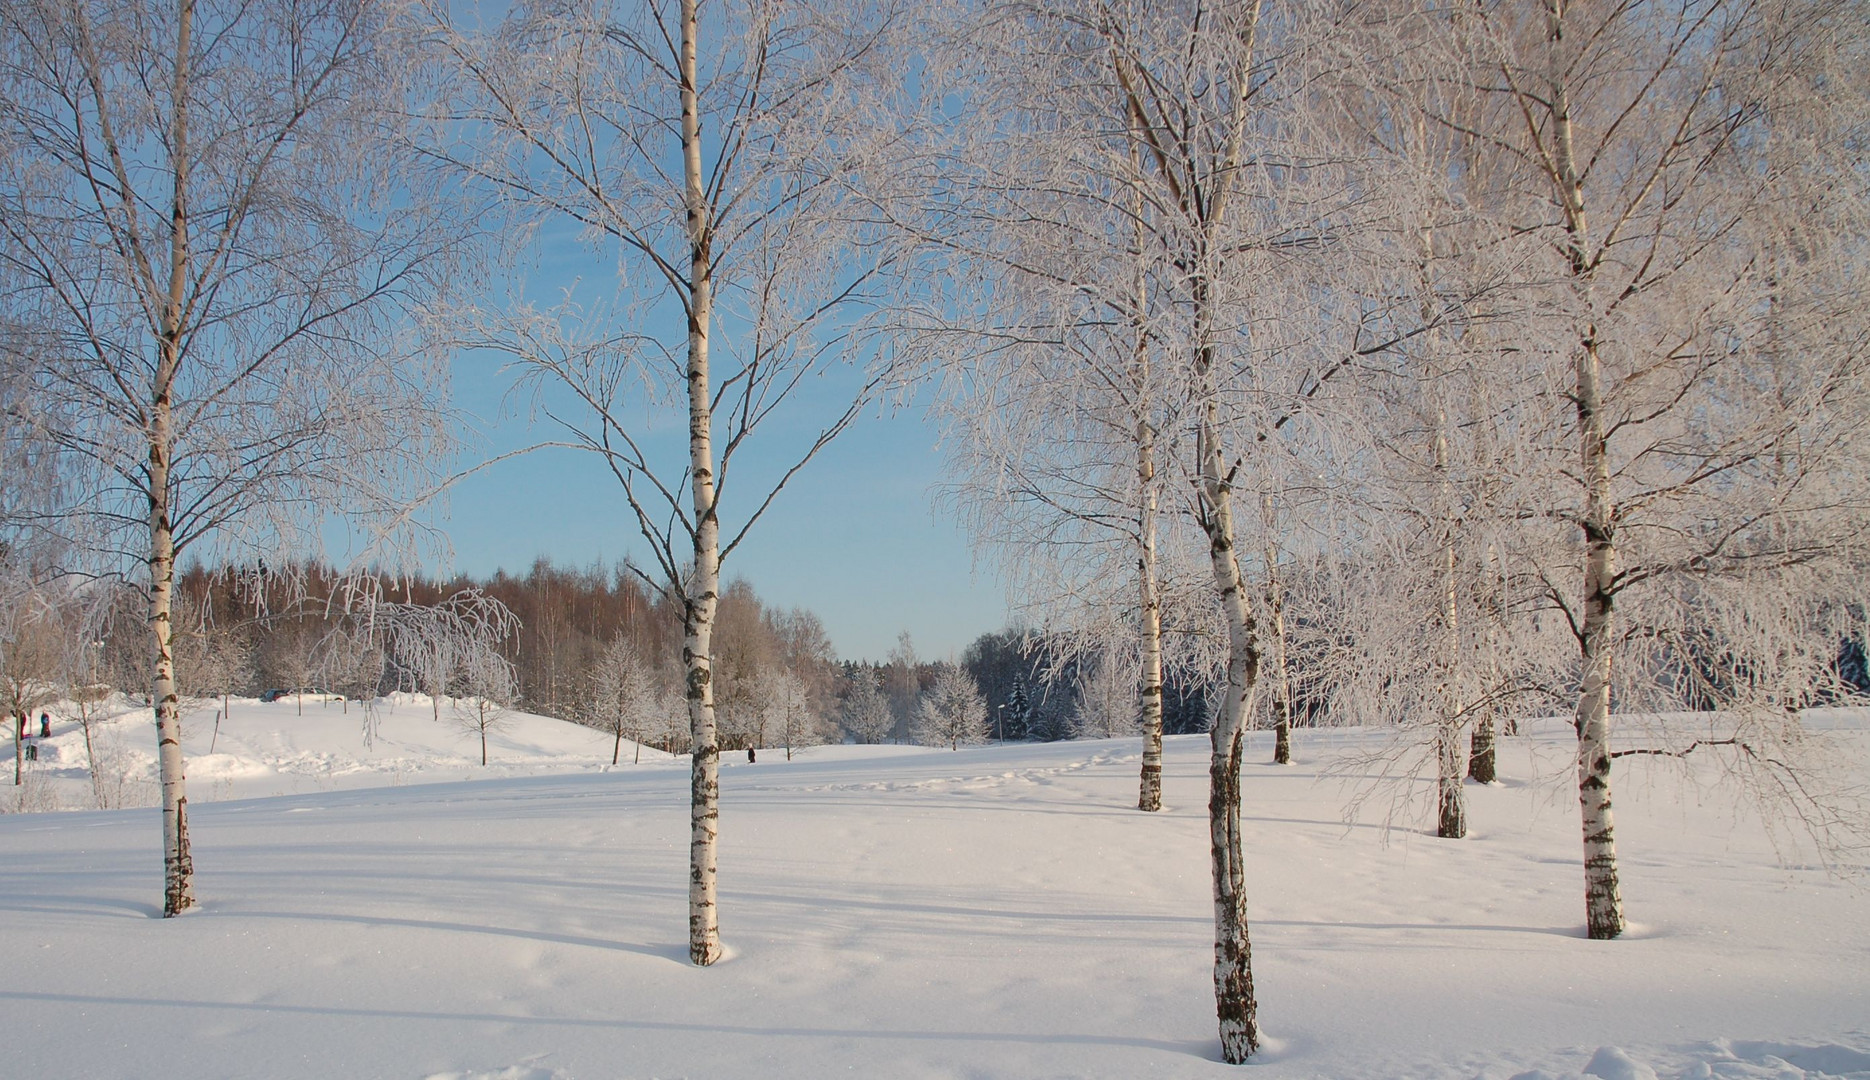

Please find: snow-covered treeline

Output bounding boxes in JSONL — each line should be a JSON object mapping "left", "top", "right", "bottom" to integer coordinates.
{"left": 3, "top": 560, "right": 847, "bottom": 753}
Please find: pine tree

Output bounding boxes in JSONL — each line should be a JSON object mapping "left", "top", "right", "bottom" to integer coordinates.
{"left": 1005, "top": 680, "right": 1030, "bottom": 742}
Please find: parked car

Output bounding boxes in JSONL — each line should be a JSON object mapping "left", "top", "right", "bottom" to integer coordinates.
{"left": 260, "top": 688, "right": 289, "bottom": 703}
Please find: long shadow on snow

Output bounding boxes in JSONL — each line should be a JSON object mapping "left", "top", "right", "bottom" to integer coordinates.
{"left": 0, "top": 894, "right": 160, "bottom": 919}
{"left": 1239, "top": 814, "right": 1410, "bottom": 834}
{"left": 724, "top": 884, "right": 1209, "bottom": 928}
{"left": 0, "top": 988, "right": 1208, "bottom": 1057}
{"left": 1261, "top": 917, "right": 1579, "bottom": 938}
{"left": 730, "top": 791, "right": 1191, "bottom": 820}
{"left": 224, "top": 909, "right": 687, "bottom": 961}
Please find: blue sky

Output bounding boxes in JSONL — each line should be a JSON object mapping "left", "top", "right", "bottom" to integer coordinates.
{"left": 402, "top": 35, "right": 1012, "bottom": 665}
{"left": 436, "top": 352, "right": 1010, "bottom": 664}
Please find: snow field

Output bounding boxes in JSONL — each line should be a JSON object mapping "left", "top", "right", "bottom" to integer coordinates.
{"left": 0, "top": 719, "right": 1865, "bottom": 1079}
{"left": 11, "top": 693, "right": 674, "bottom": 809}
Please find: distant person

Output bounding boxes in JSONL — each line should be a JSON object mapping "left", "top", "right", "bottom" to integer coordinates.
{"left": 747, "top": 747, "right": 756, "bottom": 764}
{"left": 39, "top": 712, "right": 50, "bottom": 739}
{"left": 24, "top": 741, "right": 36, "bottom": 761}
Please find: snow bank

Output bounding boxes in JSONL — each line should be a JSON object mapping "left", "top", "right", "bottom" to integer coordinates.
{"left": 7, "top": 693, "right": 675, "bottom": 810}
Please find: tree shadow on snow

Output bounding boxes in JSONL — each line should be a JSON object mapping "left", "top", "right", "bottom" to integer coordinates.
{"left": 227, "top": 909, "right": 690, "bottom": 962}
{"left": 0, "top": 988, "right": 1210, "bottom": 1057}
{"left": 0, "top": 893, "right": 163, "bottom": 920}
{"left": 1261, "top": 916, "right": 1579, "bottom": 938}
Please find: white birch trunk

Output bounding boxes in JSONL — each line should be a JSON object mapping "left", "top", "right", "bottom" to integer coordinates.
{"left": 1433, "top": 411, "right": 1466, "bottom": 839}
{"left": 1198, "top": 396, "right": 1262, "bottom": 1064}
{"left": 1468, "top": 542, "right": 1501, "bottom": 783}
{"left": 1136, "top": 416, "right": 1165, "bottom": 812}
{"left": 1267, "top": 603, "right": 1292, "bottom": 767}
{"left": 80, "top": 709, "right": 99, "bottom": 802}
{"left": 155, "top": 0, "right": 196, "bottom": 917}
{"left": 612, "top": 691, "right": 624, "bottom": 766}
{"left": 1109, "top": 1, "right": 1264, "bottom": 1053}
{"left": 1573, "top": 332, "right": 1623, "bottom": 938}
{"left": 1128, "top": 181, "right": 1166, "bottom": 813}
{"left": 679, "top": 0, "right": 724, "bottom": 967}
{"left": 1193, "top": 5, "right": 1265, "bottom": 1057}
{"left": 152, "top": 382, "right": 193, "bottom": 916}
{"left": 1545, "top": 3, "right": 1624, "bottom": 939}
{"left": 1259, "top": 494, "right": 1293, "bottom": 767}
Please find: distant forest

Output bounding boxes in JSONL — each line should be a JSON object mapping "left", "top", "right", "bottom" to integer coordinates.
{"left": 76, "top": 559, "right": 1212, "bottom": 750}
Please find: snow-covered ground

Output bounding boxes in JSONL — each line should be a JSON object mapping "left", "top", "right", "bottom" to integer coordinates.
{"left": 11, "top": 692, "right": 674, "bottom": 809}
{"left": 1, "top": 709, "right": 1865, "bottom": 1079}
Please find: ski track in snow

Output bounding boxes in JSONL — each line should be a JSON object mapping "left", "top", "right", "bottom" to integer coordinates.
{"left": 0, "top": 700, "right": 1866, "bottom": 1079}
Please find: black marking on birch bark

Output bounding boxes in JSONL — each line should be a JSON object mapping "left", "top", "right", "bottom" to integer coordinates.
{"left": 163, "top": 796, "right": 194, "bottom": 917}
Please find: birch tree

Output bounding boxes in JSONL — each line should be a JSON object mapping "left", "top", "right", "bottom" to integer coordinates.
{"left": 61, "top": 618, "right": 116, "bottom": 798}
{"left": 452, "top": 649, "right": 517, "bottom": 766}
{"left": 37, "top": 580, "right": 135, "bottom": 804}
{"left": 1316, "top": 44, "right": 1559, "bottom": 836}
{"left": 0, "top": 594, "right": 59, "bottom": 787}
{"left": 172, "top": 595, "right": 255, "bottom": 738}
{"left": 1070, "top": 647, "right": 1141, "bottom": 739}
{"left": 1104, "top": 2, "right": 1281, "bottom": 1057}
{"left": 587, "top": 634, "right": 658, "bottom": 765}
{"left": 838, "top": 670, "right": 894, "bottom": 744}
{"left": 883, "top": 634, "right": 923, "bottom": 742}
{"left": 1101, "top": 0, "right": 1428, "bottom": 1051}
{"left": 926, "top": 0, "right": 1367, "bottom": 1055}
{"left": 913, "top": 663, "right": 989, "bottom": 750}
{"left": 314, "top": 617, "right": 386, "bottom": 706}
{"left": 764, "top": 670, "right": 821, "bottom": 760}
{"left": 0, "top": 0, "right": 461, "bottom": 915}
{"left": 1459, "top": 0, "right": 1870, "bottom": 937}
{"left": 914, "top": 0, "right": 1202, "bottom": 811}
{"left": 1255, "top": 497, "right": 1297, "bottom": 766}
{"left": 426, "top": 0, "right": 915, "bottom": 964}
{"left": 349, "top": 588, "right": 519, "bottom": 709}
{"left": 928, "top": 249, "right": 1211, "bottom": 801}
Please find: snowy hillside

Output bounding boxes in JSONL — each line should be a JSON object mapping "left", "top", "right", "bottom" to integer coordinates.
{"left": 1, "top": 721, "right": 1866, "bottom": 1079}
{"left": 12, "top": 692, "right": 674, "bottom": 810}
